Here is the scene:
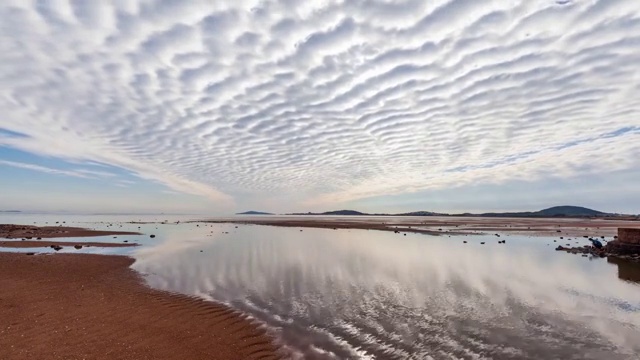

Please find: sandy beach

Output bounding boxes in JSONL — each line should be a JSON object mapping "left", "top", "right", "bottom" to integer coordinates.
{"left": 0, "top": 252, "right": 281, "bottom": 360}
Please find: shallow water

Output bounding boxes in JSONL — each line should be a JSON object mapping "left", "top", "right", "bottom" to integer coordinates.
{"left": 2, "top": 214, "right": 640, "bottom": 359}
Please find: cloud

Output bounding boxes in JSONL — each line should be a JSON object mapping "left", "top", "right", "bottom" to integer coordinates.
{"left": 0, "top": 160, "right": 95, "bottom": 179}
{"left": 0, "top": 0, "right": 639, "bottom": 210}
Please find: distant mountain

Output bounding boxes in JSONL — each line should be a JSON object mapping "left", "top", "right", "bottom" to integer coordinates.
{"left": 236, "top": 211, "right": 274, "bottom": 215}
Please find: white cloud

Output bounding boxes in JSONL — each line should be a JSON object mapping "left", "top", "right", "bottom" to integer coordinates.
{"left": 0, "top": 160, "right": 94, "bottom": 179}
{"left": 0, "top": 0, "right": 639, "bottom": 210}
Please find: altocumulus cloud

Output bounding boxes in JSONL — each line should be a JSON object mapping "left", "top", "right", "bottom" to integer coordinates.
{"left": 0, "top": 0, "right": 639, "bottom": 209}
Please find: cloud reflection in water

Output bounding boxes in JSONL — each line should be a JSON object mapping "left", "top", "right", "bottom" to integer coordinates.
{"left": 133, "top": 226, "right": 640, "bottom": 359}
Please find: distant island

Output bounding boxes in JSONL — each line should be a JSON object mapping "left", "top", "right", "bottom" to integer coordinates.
{"left": 0, "top": 210, "right": 21, "bottom": 213}
{"left": 287, "top": 206, "right": 635, "bottom": 218}
{"left": 236, "top": 211, "right": 274, "bottom": 215}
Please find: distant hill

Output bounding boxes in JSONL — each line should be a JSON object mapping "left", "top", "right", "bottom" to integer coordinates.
{"left": 236, "top": 211, "right": 273, "bottom": 215}
{"left": 536, "top": 206, "right": 607, "bottom": 216}
{"left": 288, "top": 210, "right": 367, "bottom": 216}
{"left": 396, "top": 211, "right": 442, "bottom": 216}
{"left": 287, "top": 206, "right": 612, "bottom": 218}
{"left": 477, "top": 206, "right": 609, "bottom": 218}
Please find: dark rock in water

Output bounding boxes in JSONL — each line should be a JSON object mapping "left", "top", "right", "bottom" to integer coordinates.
{"left": 583, "top": 235, "right": 588, "bottom": 238}
{"left": 553, "top": 240, "right": 557, "bottom": 242}
{"left": 560, "top": 237, "right": 563, "bottom": 239}
{"left": 463, "top": 241, "right": 467, "bottom": 243}
{"left": 113, "top": 236, "right": 117, "bottom": 239}
{"left": 403, "top": 234, "right": 406, "bottom": 236}
{"left": 150, "top": 234, "right": 156, "bottom": 238}
{"left": 601, "top": 236, "right": 605, "bottom": 239}
{"left": 495, "top": 234, "right": 500, "bottom": 237}
{"left": 53, "top": 245, "right": 63, "bottom": 251}
{"left": 123, "top": 240, "right": 128, "bottom": 243}
{"left": 26, "top": 252, "right": 35, "bottom": 256}
{"left": 556, "top": 246, "right": 566, "bottom": 251}
{"left": 74, "top": 245, "right": 82, "bottom": 249}
{"left": 480, "top": 242, "right": 485, "bottom": 245}
{"left": 37, "top": 237, "right": 41, "bottom": 240}
{"left": 200, "top": 250, "right": 203, "bottom": 252}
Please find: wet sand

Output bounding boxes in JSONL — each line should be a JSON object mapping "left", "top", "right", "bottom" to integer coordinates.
{"left": 0, "top": 224, "right": 141, "bottom": 239}
{"left": 0, "top": 253, "right": 281, "bottom": 360}
{"left": 203, "top": 217, "right": 640, "bottom": 237}
{"left": 0, "top": 240, "right": 138, "bottom": 248}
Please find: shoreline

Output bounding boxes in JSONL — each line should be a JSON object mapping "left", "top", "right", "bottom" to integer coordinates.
{"left": 200, "top": 217, "right": 640, "bottom": 237}
{"left": 0, "top": 252, "right": 281, "bottom": 360}
{"left": 0, "top": 240, "right": 139, "bottom": 248}
{"left": 0, "top": 224, "right": 141, "bottom": 239}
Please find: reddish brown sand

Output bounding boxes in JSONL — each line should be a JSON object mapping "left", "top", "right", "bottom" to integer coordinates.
{"left": 204, "top": 217, "right": 640, "bottom": 237}
{"left": 0, "top": 240, "right": 138, "bottom": 248}
{"left": 0, "top": 253, "right": 281, "bottom": 360}
{"left": 0, "top": 224, "right": 140, "bottom": 239}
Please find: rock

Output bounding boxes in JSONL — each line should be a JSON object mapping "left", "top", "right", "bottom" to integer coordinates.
{"left": 560, "top": 237, "right": 563, "bottom": 239}
{"left": 555, "top": 246, "right": 566, "bottom": 251}
{"left": 53, "top": 245, "right": 63, "bottom": 251}
{"left": 495, "top": 234, "right": 500, "bottom": 237}
{"left": 26, "top": 252, "right": 35, "bottom": 256}
{"left": 150, "top": 235, "right": 156, "bottom": 238}
{"left": 37, "top": 237, "right": 42, "bottom": 240}
{"left": 123, "top": 240, "right": 128, "bottom": 243}
{"left": 74, "top": 245, "right": 82, "bottom": 249}
{"left": 463, "top": 241, "right": 467, "bottom": 243}
{"left": 480, "top": 242, "right": 485, "bottom": 245}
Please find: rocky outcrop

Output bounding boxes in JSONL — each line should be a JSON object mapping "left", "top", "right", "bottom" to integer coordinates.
{"left": 604, "top": 228, "right": 640, "bottom": 258}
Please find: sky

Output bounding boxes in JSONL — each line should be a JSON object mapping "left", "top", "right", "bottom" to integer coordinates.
{"left": 0, "top": 0, "right": 639, "bottom": 215}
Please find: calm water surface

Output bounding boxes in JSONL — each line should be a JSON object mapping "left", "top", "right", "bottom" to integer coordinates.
{"left": 2, "top": 214, "right": 640, "bottom": 359}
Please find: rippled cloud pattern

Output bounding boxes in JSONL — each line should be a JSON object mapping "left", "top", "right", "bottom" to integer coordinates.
{"left": 1, "top": 0, "right": 639, "bottom": 209}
